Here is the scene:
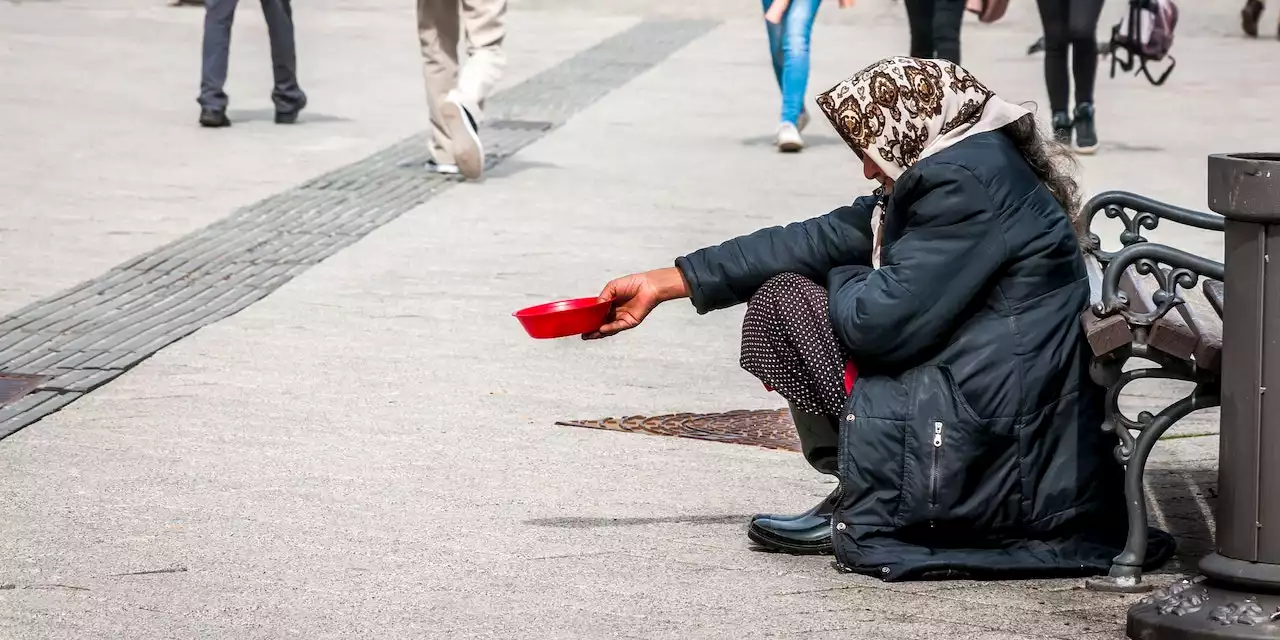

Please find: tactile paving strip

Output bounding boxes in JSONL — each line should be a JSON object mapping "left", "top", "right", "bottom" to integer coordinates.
{"left": 0, "top": 19, "right": 718, "bottom": 441}
{"left": 557, "top": 409, "right": 801, "bottom": 452}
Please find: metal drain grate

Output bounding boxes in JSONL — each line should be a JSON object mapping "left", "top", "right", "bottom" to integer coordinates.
{"left": 0, "top": 373, "right": 49, "bottom": 407}
{"left": 557, "top": 409, "right": 800, "bottom": 452}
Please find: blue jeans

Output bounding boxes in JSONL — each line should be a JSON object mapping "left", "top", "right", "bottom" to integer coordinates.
{"left": 763, "top": 0, "right": 822, "bottom": 125}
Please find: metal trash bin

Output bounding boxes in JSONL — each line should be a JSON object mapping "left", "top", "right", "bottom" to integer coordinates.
{"left": 1128, "top": 152, "right": 1280, "bottom": 638}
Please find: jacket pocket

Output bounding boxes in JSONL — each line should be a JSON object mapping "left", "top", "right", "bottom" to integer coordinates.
{"left": 836, "top": 375, "right": 911, "bottom": 529}
{"left": 899, "top": 365, "right": 1020, "bottom": 536}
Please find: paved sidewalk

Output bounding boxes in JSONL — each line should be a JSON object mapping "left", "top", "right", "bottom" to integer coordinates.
{"left": 1, "top": 0, "right": 1275, "bottom": 638}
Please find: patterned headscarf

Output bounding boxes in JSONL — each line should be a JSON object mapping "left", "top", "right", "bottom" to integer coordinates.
{"left": 815, "top": 56, "right": 1030, "bottom": 181}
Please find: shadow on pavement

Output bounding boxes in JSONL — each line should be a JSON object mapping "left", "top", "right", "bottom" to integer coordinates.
{"left": 740, "top": 134, "right": 845, "bottom": 148}
{"left": 1146, "top": 465, "right": 1217, "bottom": 575}
{"left": 225, "top": 108, "right": 353, "bottom": 124}
{"left": 484, "top": 157, "right": 561, "bottom": 179}
{"left": 526, "top": 514, "right": 753, "bottom": 528}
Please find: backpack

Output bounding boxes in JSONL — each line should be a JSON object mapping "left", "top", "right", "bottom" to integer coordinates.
{"left": 965, "top": 0, "right": 1009, "bottom": 24}
{"left": 1109, "top": 0, "right": 1179, "bottom": 86}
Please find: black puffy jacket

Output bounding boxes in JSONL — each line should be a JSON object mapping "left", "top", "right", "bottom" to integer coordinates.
{"left": 675, "top": 131, "right": 1130, "bottom": 580}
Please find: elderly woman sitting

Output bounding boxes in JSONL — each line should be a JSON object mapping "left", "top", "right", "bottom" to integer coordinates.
{"left": 586, "top": 56, "right": 1156, "bottom": 580}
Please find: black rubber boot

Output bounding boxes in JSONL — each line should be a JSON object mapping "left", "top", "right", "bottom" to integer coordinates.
{"left": 747, "top": 485, "right": 838, "bottom": 555}
{"left": 1052, "top": 111, "right": 1073, "bottom": 146}
{"left": 1073, "top": 103, "right": 1098, "bottom": 155}
{"left": 747, "top": 404, "right": 839, "bottom": 554}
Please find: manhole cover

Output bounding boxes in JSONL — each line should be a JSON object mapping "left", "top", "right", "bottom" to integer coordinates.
{"left": 0, "top": 373, "right": 48, "bottom": 407}
{"left": 557, "top": 409, "right": 800, "bottom": 452}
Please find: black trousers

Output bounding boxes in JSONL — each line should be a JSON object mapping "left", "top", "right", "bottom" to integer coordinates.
{"left": 1036, "top": 0, "right": 1106, "bottom": 112}
{"left": 904, "top": 0, "right": 966, "bottom": 64}
{"left": 199, "top": 0, "right": 307, "bottom": 112}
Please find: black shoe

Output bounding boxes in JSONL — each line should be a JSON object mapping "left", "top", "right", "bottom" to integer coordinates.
{"left": 1073, "top": 103, "right": 1098, "bottom": 155}
{"left": 1051, "top": 111, "right": 1072, "bottom": 146}
{"left": 747, "top": 487, "right": 838, "bottom": 555}
{"left": 275, "top": 96, "right": 307, "bottom": 124}
{"left": 199, "top": 109, "right": 230, "bottom": 128}
{"left": 1243, "top": 0, "right": 1263, "bottom": 37}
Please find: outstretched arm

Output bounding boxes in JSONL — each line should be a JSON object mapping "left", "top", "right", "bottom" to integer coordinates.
{"left": 585, "top": 196, "right": 877, "bottom": 339}
{"left": 675, "top": 196, "right": 877, "bottom": 315}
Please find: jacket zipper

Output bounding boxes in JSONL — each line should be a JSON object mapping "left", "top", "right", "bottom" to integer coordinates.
{"left": 831, "top": 413, "right": 850, "bottom": 570}
{"left": 929, "top": 421, "right": 944, "bottom": 517}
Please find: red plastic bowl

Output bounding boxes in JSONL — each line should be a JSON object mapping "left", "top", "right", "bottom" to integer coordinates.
{"left": 513, "top": 298, "right": 611, "bottom": 339}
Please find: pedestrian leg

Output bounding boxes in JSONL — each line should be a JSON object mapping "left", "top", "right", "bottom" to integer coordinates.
{"left": 778, "top": 0, "right": 820, "bottom": 127}
{"left": 1036, "top": 0, "right": 1072, "bottom": 143}
{"left": 932, "top": 0, "right": 965, "bottom": 64}
{"left": 1243, "top": 0, "right": 1265, "bottom": 37}
{"left": 456, "top": 0, "right": 508, "bottom": 120}
{"left": 417, "top": 0, "right": 463, "bottom": 169}
{"left": 440, "top": 0, "right": 505, "bottom": 179}
{"left": 767, "top": 0, "right": 820, "bottom": 151}
{"left": 761, "top": 0, "right": 786, "bottom": 94}
{"left": 1068, "top": 0, "right": 1106, "bottom": 107}
{"left": 199, "top": 0, "right": 239, "bottom": 113}
{"left": 259, "top": 0, "right": 307, "bottom": 118}
{"left": 903, "top": 0, "right": 937, "bottom": 58}
{"left": 1067, "top": 0, "right": 1105, "bottom": 154}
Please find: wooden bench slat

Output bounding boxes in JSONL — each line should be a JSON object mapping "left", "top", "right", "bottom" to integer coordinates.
{"left": 1079, "top": 256, "right": 1220, "bottom": 372}
{"left": 1204, "top": 279, "right": 1225, "bottom": 317}
{"left": 1124, "top": 271, "right": 1199, "bottom": 362}
{"left": 1176, "top": 282, "right": 1223, "bottom": 373}
{"left": 1081, "top": 256, "right": 1132, "bottom": 357}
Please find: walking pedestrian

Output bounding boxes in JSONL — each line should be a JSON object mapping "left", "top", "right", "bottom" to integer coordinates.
{"left": 904, "top": 0, "right": 966, "bottom": 64}
{"left": 764, "top": 0, "right": 855, "bottom": 153}
{"left": 417, "top": 0, "right": 508, "bottom": 181}
{"left": 198, "top": 0, "right": 307, "bottom": 128}
{"left": 1035, "top": 0, "right": 1106, "bottom": 154}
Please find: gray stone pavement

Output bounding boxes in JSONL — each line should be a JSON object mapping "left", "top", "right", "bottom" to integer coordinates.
{"left": 0, "top": 0, "right": 1276, "bottom": 638}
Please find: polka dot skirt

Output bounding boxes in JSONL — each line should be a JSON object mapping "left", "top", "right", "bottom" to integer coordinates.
{"left": 740, "top": 273, "right": 853, "bottom": 418}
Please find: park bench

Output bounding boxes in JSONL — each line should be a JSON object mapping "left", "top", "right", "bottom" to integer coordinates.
{"left": 1076, "top": 190, "right": 1226, "bottom": 593}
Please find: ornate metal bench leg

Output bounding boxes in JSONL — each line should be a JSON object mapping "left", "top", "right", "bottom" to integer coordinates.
{"left": 1086, "top": 392, "right": 1211, "bottom": 593}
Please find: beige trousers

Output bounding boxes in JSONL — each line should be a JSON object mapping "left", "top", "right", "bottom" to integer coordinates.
{"left": 417, "top": 0, "right": 507, "bottom": 165}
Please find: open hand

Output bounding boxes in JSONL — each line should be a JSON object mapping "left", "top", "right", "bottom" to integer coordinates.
{"left": 583, "top": 267, "right": 690, "bottom": 340}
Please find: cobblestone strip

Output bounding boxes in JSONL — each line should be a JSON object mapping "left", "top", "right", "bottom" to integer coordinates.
{"left": 0, "top": 19, "right": 718, "bottom": 440}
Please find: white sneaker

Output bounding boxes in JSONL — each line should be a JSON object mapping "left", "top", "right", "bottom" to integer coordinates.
{"left": 776, "top": 122, "right": 804, "bottom": 153}
{"left": 798, "top": 110, "right": 811, "bottom": 132}
{"left": 441, "top": 95, "right": 484, "bottom": 180}
{"left": 425, "top": 159, "right": 460, "bottom": 175}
